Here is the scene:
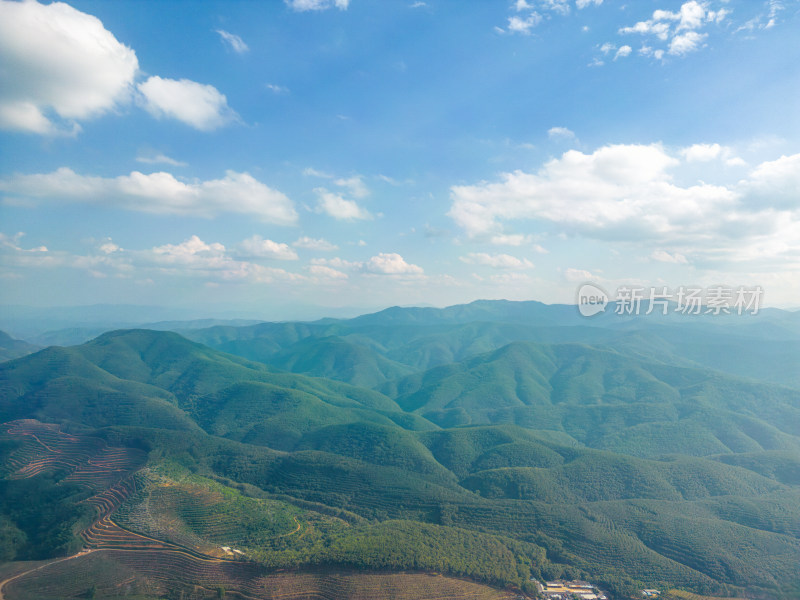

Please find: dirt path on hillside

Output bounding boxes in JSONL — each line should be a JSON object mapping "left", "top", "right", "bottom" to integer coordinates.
{"left": 0, "top": 549, "right": 95, "bottom": 600}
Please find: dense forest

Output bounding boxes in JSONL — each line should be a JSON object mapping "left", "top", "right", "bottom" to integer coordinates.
{"left": 1, "top": 301, "right": 799, "bottom": 599}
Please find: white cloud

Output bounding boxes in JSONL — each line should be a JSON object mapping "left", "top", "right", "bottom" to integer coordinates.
{"left": 651, "top": 250, "right": 689, "bottom": 264}
{"left": 138, "top": 76, "right": 236, "bottom": 131}
{"left": 668, "top": 30, "right": 707, "bottom": 55}
{"left": 314, "top": 188, "right": 371, "bottom": 220}
{"left": 334, "top": 175, "right": 369, "bottom": 198}
{"left": 541, "top": 0, "right": 570, "bottom": 15}
{"left": 311, "top": 253, "right": 423, "bottom": 276}
{"left": 460, "top": 253, "right": 534, "bottom": 269}
{"left": 507, "top": 13, "right": 542, "bottom": 34}
{"left": 0, "top": 232, "right": 311, "bottom": 285}
{"left": 308, "top": 265, "right": 348, "bottom": 279}
{"left": 143, "top": 236, "right": 303, "bottom": 283}
{"left": 676, "top": 1, "right": 706, "bottom": 31}
{"left": 293, "top": 237, "right": 338, "bottom": 251}
{"left": 564, "top": 268, "right": 599, "bottom": 282}
{"left": 136, "top": 153, "right": 187, "bottom": 167}
{"left": 448, "top": 144, "right": 800, "bottom": 266}
{"left": 216, "top": 30, "right": 249, "bottom": 54}
{"left": 618, "top": 1, "right": 729, "bottom": 60}
{"left": 679, "top": 143, "right": 743, "bottom": 164}
{"left": 600, "top": 42, "right": 617, "bottom": 54}
{"left": 619, "top": 19, "right": 671, "bottom": 40}
{"left": 0, "top": 232, "right": 47, "bottom": 253}
{"left": 239, "top": 236, "right": 298, "bottom": 260}
{"left": 614, "top": 45, "right": 632, "bottom": 59}
{"left": 311, "top": 257, "right": 360, "bottom": 270}
{"left": 742, "top": 153, "right": 800, "bottom": 210}
{"left": 0, "top": 1, "right": 236, "bottom": 134}
{"left": 548, "top": 126, "right": 576, "bottom": 141}
{"left": 576, "top": 0, "right": 602, "bottom": 7}
{"left": 0, "top": 0, "right": 138, "bottom": 134}
{"left": 0, "top": 168, "right": 297, "bottom": 224}
{"left": 303, "top": 167, "right": 333, "bottom": 178}
{"left": 285, "top": 0, "right": 349, "bottom": 11}
{"left": 151, "top": 235, "right": 226, "bottom": 266}
{"left": 99, "top": 241, "right": 120, "bottom": 254}
{"left": 363, "top": 253, "right": 423, "bottom": 275}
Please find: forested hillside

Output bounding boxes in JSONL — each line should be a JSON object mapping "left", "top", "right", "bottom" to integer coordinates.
{"left": 1, "top": 301, "right": 799, "bottom": 599}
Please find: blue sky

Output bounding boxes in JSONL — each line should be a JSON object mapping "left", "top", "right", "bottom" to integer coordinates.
{"left": 1, "top": 0, "right": 798, "bottom": 317}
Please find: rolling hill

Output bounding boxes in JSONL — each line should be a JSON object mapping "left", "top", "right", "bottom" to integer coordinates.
{"left": 0, "top": 304, "right": 798, "bottom": 599}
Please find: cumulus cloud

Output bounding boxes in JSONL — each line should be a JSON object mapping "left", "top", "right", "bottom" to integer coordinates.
{"left": 668, "top": 30, "right": 707, "bottom": 55}
{"left": 618, "top": 1, "right": 726, "bottom": 60}
{"left": 144, "top": 236, "right": 304, "bottom": 283}
{"left": 138, "top": 76, "right": 236, "bottom": 131}
{"left": 293, "top": 237, "right": 338, "bottom": 251}
{"left": 216, "top": 30, "right": 249, "bottom": 54}
{"left": 307, "top": 264, "right": 348, "bottom": 279}
{"left": 314, "top": 188, "right": 371, "bottom": 220}
{"left": 311, "top": 254, "right": 423, "bottom": 276}
{"left": 502, "top": 0, "right": 601, "bottom": 35}
{"left": 564, "top": 268, "right": 599, "bottom": 282}
{"left": 680, "top": 143, "right": 746, "bottom": 166}
{"left": 239, "top": 236, "right": 298, "bottom": 260}
{"left": 614, "top": 45, "right": 632, "bottom": 59}
{"left": 334, "top": 175, "right": 369, "bottom": 198}
{"left": 0, "top": 0, "right": 138, "bottom": 134}
{"left": 741, "top": 153, "right": 800, "bottom": 210}
{"left": 151, "top": 236, "right": 226, "bottom": 266}
{"left": 285, "top": 0, "right": 349, "bottom": 11}
{"left": 461, "top": 253, "right": 534, "bottom": 269}
{"left": 363, "top": 253, "right": 423, "bottom": 275}
{"left": 506, "top": 13, "right": 542, "bottom": 34}
{"left": 0, "top": 168, "right": 297, "bottom": 224}
{"left": 680, "top": 143, "right": 723, "bottom": 162}
{"left": 448, "top": 144, "right": 800, "bottom": 266}
{"left": 0, "top": 1, "right": 237, "bottom": 134}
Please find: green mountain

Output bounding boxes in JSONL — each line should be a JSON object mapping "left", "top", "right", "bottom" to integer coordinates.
{"left": 0, "top": 331, "right": 39, "bottom": 362}
{"left": 1, "top": 316, "right": 799, "bottom": 600}
{"left": 183, "top": 301, "right": 800, "bottom": 390}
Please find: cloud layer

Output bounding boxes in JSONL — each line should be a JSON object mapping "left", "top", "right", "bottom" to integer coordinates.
{"left": 0, "top": 168, "right": 297, "bottom": 224}
{"left": 449, "top": 143, "right": 800, "bottom": 266}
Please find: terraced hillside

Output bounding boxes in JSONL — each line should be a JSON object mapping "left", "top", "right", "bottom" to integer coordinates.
{"left": 0, "top": 421, "right": 530, "bottom": 600}
{"left": 4, "top": 553, "right": 517, "bottom": 600}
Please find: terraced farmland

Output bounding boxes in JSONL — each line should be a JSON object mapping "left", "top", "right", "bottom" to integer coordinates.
{"left": 3, "top": 550, "right": 517, "bottom": 600}
{"left": 2, "top": 420, "right": 145, "bottom": 496}
{"left": 113, "top": 464, "right": 305, "bottom": 555}
{"left": 1, "top": 421, "right": 523, "bottom": 599}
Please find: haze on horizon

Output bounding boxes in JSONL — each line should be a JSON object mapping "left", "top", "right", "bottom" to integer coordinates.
{"left": 1, "top": 0, "right": 799, "bottom": 315}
